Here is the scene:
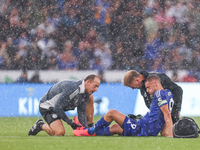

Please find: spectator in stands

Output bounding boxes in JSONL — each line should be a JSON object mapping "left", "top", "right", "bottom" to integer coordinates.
{"left": 15, "top": 70, "right": 28, "bottom": 83}
{"left": 8, "top": 8, "right": 21, "bottom": 40}
{"left": 36, "top": 29, "right": 57, "bottom": 62}
{"left": 57, "top": 40, "right": 78, "bottom": 70}
{"left": 15, "top": 29, "right": 31, "bottom": 47}
{"left": 93, "top": 42, "right": 112, "bottom": 70}
{"left": 98, "top": 69, "right": 106, "bottom": 83}
{"left": 170, "top": 47, "right": 183, "bottom": 71}
{"left": 9, "top": 8, "right": 20, "bottom": 28}
{"left": 47, "top": 55, "right": 59, "bottom": 70}
{"left": 5, "top": 36, "right": 16, "bottom": 69}
{"left": 171, "top": 71, "right": 179, "bottom": 82}
{"left": 144, "top": 31, "right": 162, "bottom": 71}
{"left": 26, "top": 40, "right": 42, "bottom": 70}
{"left": 109, "top": 13, "right": 126, "bottom": 43}
{"left": 62, "top": 7, "right": 79, "bottom": 28}
{"left": 46, "top": 10, "right": 61, "bottom": 28}
{"left": 172, "top": 1, "right": 190, "bottom": 35}
{"left": 0, "top": 0, "right": 9, "bottom": 16}
{"left": 84, "top": 28, "right": 98, "bottom": 51}
{"left": 36, "top": 19, "right": 56, "bottom": 35}
{"left": 0, "top": 17, "right": 12, "bottom": 42}
{"left": 73, "top": 41, "right": 90, "bottom": 70}
{"left": 57, "top": 53, "right": 77, "bottom": 70}
{"left": 111, "top": 41, "right": 125, "bottom": 70}
{"left": 125, "top": 24, "right": 146, "bottom": 59}
{"left": 77, "top": 0, "right": 95, "bottom": 37}
{"left": 90, "top": 56, "right": 103, "bottom": 71}
{"left": 179, "top": 71, "right": 198, "bottom": 82}
{"left": 93, "top": 0, "right": 111, "bottom": 40}
{"left": 155, "top": 6, "right": 175, "bottom": 29}
{"left": 151, "top": 34, "right": 177, "bottom": 72}
{"left": 176, "top": 34, "right": 192, "bottom": 70}
{"left": 0, "top": 40, "right": 10, "bottom": 69}
{"left": 29, "top": 72, "right": 42, "bottom": 83}
{"left": 190, "top": 50, "right": 200, "bottom": 72}
{"left": 143, "top": 8, "right": 158, "bottom": 37}
{"left": 15, "top": 44, "right": 27, "bottom": 59}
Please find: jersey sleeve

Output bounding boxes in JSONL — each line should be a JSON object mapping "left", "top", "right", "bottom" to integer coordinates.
{"left": 154, "top": 90, "right": 168, "bottom": 107}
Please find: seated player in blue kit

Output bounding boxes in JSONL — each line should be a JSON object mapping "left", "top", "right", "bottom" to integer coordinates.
{"left": 73, "top": 74, "right": 174, "bottom": 137}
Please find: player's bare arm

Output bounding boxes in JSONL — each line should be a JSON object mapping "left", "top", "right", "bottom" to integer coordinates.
{"left": 160, "top": 104, "right": 173, "bottom": 137}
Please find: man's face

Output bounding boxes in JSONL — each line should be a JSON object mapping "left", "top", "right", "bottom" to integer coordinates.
{"left": 85, "top": 77, "right": 100, "bottom": 95}
{"left": 128, "top": 78, "right": 143, "bottom": 90}
{"left": 145, "top": 81, "right": 157, "bottom": 97}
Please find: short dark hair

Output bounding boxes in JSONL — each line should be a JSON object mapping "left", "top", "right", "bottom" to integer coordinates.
{"left": 84, "top": 74, "right": 99, "bottom": 82}
{"left": 145, "top": 74, "right": 161, "bottom": 83}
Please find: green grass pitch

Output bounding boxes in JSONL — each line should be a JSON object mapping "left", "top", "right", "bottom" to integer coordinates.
{"left": 1, "top": 117, "right": 200, "bottom": 150}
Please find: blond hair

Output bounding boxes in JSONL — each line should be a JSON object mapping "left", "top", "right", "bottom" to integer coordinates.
{"left": 123, "top": 70, "right": 140, "bottom": 86}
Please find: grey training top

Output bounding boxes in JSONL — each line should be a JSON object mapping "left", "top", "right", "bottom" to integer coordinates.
{"left": 39, "top": 79, "right": 90, "bottom": 127}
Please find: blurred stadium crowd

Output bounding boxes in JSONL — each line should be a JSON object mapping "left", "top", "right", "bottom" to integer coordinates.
{"left": 1, "top": 0, "right": 200, "bottom": 81}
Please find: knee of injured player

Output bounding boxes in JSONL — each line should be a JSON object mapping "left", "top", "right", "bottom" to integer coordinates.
{"left": 105, "top": 109, "right": 118, "bottom": 118}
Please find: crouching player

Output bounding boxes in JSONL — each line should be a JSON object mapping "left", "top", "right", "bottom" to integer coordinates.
{"left": 73, "top": 75, "right": 174, "bottom": 137}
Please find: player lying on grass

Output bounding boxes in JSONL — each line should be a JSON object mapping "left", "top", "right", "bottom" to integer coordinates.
{"left": 73, "top": 74, "right": 174, "bottom": 137}
{"left": 28, "top": 74, "right": 100, "bottom": 136}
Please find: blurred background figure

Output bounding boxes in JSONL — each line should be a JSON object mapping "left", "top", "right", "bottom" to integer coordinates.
{"left": 29, "top": 71, "right": 42, "bottom": 83}
{"left": 90, "top": 56, "right": 103, "bottom": 70}
{"left": 15, "top": 70, "right": 28, "bottom": 83}
{"left": 98, "top": 69, "right": 106, "bottom": 83}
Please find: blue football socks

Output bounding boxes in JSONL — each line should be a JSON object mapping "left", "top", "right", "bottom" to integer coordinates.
{"left": 96, "top": 127, "right": 112, "bottom": 136}
{"left": 88, "top": 117, "right": 111, "bottom": 135}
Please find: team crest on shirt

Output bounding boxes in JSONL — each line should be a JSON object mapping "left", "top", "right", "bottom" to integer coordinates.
{"left": 52, "top": 114, "right": 58, "bottom": 118}
{"left": 168, "top": 92, "right": 172, "bottom": 96}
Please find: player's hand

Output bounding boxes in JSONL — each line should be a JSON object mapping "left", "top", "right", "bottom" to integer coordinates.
{"left": 71, "top": 122, "right": 82, "bottom": 130}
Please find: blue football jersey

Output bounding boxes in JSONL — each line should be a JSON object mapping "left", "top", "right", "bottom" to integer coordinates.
{"left": 140, "top": 89, "right": 174, "bottom": 136}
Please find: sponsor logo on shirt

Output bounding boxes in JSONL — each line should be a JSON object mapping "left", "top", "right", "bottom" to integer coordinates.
{"left": 127, "top": 119, "right": 131, "bottom": 124}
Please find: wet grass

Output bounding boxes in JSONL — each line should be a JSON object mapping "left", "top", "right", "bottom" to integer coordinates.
{"left": 0, "top": 117, "right": 200, "bottom": 150}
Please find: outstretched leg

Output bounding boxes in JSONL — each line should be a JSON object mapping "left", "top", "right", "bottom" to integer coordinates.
{"left": 73, "top": 109, "right": 126, "bottom": 136}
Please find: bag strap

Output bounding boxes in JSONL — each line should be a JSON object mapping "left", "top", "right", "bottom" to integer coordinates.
{"left": 182, "top": 117, "right": 200, "bottom": 133}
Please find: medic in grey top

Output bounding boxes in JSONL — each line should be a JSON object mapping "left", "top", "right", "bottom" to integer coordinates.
{"left": 39, "top": 79, "right": 90, "bottom": 127}
{"left": 28, "top": 74, "right": 100, "bottom": 136}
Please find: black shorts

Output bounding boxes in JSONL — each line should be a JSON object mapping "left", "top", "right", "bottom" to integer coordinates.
{"left": 39, "top": 107, "right": 61, "bottom": 125}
